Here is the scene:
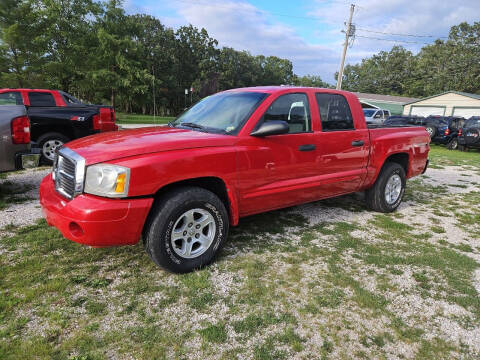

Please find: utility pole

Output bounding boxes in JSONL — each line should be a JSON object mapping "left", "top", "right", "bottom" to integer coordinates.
{"left": 336, "top": 4, "right": 355, "bottom": 90}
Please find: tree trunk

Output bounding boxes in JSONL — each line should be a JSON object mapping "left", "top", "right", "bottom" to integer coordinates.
{"left": 111, "top": 88, "right": 115, "bottom": 108}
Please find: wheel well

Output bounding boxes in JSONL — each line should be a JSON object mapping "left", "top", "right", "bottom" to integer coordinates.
{"left": 154, "top": 177, "right": 230, "bottom": 215}
{"left": 32, "top": 127, "right": 73, "bottom": 142}
{"left": 384, "top": 153, "right": 409, "bottom": 174}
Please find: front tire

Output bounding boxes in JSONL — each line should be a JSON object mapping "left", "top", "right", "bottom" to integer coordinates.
{"left": 365, "top": 162, "right": 406, "bottom": 213}
{"left": 143, "top": 187, "right": 229, "bottom": 273}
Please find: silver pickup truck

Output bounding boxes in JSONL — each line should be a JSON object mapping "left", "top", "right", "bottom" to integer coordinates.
{"left": 0, "top": 105, "right": 40, "bottom": 172}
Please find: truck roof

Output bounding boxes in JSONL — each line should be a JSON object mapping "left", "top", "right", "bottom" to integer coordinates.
{"left": 223, "top": 86, "right": 344, "bottom": 94}
{"left": 0, "top": 88, "right": 60, "bottom": 92}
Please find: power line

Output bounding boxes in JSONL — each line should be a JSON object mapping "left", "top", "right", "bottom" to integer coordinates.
{"left": 355, "top": 35, "right": 433, "bottom": 45}
{"left": 356, "top": 27, "right": 449, "bottom": 39}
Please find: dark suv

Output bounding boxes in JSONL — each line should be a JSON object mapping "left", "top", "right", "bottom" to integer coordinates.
{"left": 384, "top": 115, "right": 426, "bottom": 126}
{"left": 424, "top": 116, "right": 465, "bottom": 150}
{"left": 458, "top": 116, "right": 480, "bottom": 151}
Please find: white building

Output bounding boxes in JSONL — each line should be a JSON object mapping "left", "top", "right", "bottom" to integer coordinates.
{"left": 403, "top": 91, "right": 480, "bottom": 118}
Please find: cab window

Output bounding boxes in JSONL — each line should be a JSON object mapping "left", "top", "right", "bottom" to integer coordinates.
{"left": 261, "top": 93, "right": 311, "bottom": 133}
{"left": 316, "top": 93, "right": 354, "bottom": 131}
{"left": 0, "top": 91, "right": 23, "bottom": 105}
{"left": 28, "top": 92, "right": 56, "bottom": 107}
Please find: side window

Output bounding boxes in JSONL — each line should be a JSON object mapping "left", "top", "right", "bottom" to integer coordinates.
{"left": 315, "top": 93, "right": 354, "bottom": 131}
{"left": 63, "top": 93, "right": 81, "bottom": 105}
{"left": 28, "top": 92, "right": 56, "bottom": 107}
{"left": 261, "top": 93, "right": 311, "bottom": 133}
{"left": 0, "top": 92, "right": 23, "bottom": 105}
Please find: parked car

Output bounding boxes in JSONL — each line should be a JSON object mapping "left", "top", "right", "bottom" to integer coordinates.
{"left": 458, "top": 116, "right": 480, "bottom": 151}
{"left": 384, "top": 115, "right": 426, "bottom": 126}
{"left": 363, "top": 108, "right": 391, "bottom": 125}
{"left": 0, "top": 105, "right": 40, "bottom": 173}
{"left": 40, "top": 87, "right": 430, "bottom": 273}
{"left": 0, "top": 89, "right": 118, "bottom": 164}
{"left": 424, "top": 116, "right": 465, "bottom": 150}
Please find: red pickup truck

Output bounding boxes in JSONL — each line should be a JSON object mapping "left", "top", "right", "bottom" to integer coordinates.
{"left": 40, "top": 87, "right": 430, "bottom": 273}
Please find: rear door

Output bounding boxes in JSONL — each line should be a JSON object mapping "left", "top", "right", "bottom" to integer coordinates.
{"left": 311, "top": 93, "right": 369, "bottom": 197}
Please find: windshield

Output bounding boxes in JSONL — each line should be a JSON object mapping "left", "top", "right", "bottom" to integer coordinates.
{"left": 427, "top": 116, "right": 448, "bottom": 125}
{"left": 173, "top": 92, "right": 268, "bottom": 134}
{"left": 465, "top": 118, "right": 480, "bottom": 128}
{"left": 363, "top": 109, "right": 376, "bottom": 117}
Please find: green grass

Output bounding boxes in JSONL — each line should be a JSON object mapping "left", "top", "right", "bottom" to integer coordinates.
{"left": 1, "top": 141, "right": 480, "bottom": 359}
{"left": 116, "top": 112, "right": 174, "bottom": 125}
{"left": 429, "top": 144, "right": 480, "bottom": 169}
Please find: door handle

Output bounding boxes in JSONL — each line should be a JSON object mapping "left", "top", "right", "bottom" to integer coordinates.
{"left": 351, "top": 140, "right": 364, "bottom": 147}
{"left": 298, "top": 144, "right": 316, "bottom": 151}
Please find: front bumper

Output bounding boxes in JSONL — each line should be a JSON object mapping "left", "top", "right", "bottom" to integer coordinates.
{"left": 40, "top": 174, "right": 153, "bottom": 247}
{"left": 15, "top": 149, "right": 41, "bottom": 170}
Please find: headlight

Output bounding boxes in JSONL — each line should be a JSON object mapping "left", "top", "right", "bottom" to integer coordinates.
{"left": 84, "top": 164, "right": 130, "bottom": 198}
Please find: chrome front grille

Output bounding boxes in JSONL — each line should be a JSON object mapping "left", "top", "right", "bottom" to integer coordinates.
{"left": 53, "top": 148, "right": 85, "bottom": 200}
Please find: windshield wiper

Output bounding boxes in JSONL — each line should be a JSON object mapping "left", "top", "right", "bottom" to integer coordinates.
{"left": 179, "top": 122, "right": 206, "bottom": 130}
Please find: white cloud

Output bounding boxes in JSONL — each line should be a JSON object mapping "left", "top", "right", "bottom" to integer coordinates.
{"left": 128, "top": 0, "right": 480, "bottom": 83}
{"left": 138, "top": 0, "right": 343, "bottom": 82}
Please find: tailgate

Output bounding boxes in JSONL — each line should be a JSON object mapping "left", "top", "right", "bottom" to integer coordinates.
{"left": 0, "top": 105, "right": 30, "bottom": 172}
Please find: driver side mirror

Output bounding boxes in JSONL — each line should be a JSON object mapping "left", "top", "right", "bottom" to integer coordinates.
{"left": 250, "top": 120, "right": 289, "bottom": 137}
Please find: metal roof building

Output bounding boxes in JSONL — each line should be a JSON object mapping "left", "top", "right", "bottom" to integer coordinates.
{"left": 403, "top": 91, "right": 480, "bottom": 117}
{"left": 353, "top": 92, "right": 419, "bottom": 115}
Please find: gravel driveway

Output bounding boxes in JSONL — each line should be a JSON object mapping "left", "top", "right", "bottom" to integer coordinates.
{"left": 0, "top": 168, "right": 51, "bottom": 232}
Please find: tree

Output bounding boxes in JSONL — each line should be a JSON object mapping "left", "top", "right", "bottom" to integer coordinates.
{"left": 256, "top": 55, "right": 294, "bottom": 85}
{"left": 293, "top": 74, "right": 331, "bottom": 88}
{"left": 86, "top": 0, "right": 152, "bottom": 107}
{"left": 38, "top": 0, "right": 102, "bottom": 92}
{"left": 0, "top": 0, "right": 45, "bottom": 87}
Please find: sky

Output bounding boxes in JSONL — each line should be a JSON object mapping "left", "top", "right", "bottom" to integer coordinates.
{"left": 124, "top": 0, "right": 480, "bottom": 84}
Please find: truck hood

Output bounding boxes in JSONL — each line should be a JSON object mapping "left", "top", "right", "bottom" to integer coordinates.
{"left": 66, "top": 126, "right": 236, "bottom": 165}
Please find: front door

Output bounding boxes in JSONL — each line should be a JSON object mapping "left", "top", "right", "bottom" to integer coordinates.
{"left": 237, "top": 92, "right": 319, "bottom": 216}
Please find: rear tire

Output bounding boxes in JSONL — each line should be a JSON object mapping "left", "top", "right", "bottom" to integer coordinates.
{"left": 425, "top": 125, "right": 436, "bottom": 138}
{"left": 38, "top": 132, "right": 70, "bottom": 165}
{"left": 447, "top": 138, "right": 458, "bottom": 150}
{"left": 365, "top": 162, "right": 406, "bottom": 213}
{"left": 143, "top": 186, "right": 229, "bottom": 273}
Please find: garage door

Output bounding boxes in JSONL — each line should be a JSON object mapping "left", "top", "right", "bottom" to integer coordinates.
{"left": 452, "top": 107, "right": 480, "bottom": 118}
{"left": 410, "top": 106, "right": 445, "bottom": 116}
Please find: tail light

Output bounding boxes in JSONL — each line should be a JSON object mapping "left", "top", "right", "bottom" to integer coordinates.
{"left": 458, "top": 128, "right": 462, "bottom": 136}
{"left": 444, "top": 128, "right": 450, "bottom": 135}
{"left": 11, "top": 115, "right": 31, "bottom": 144}
{"left": 93, "top": 108, "right": 118, "bottom": 132}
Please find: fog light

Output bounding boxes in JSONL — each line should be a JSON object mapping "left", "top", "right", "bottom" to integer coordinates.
{"left": 69, "top": 222, "right": 84, "bottom": 237}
